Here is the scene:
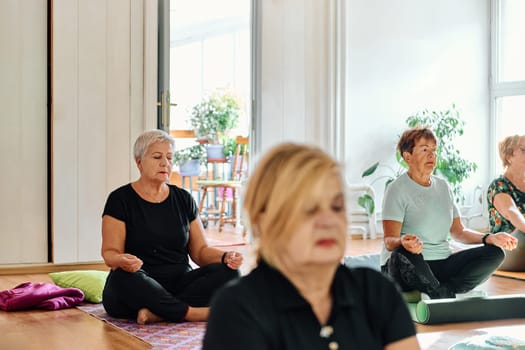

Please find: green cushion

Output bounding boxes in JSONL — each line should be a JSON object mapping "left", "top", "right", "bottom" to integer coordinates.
{"left": 49, "top": 270, "right": 108, "bottom": 303}
{"left": 402, "top": 290, "right": 422, "bottom": 303}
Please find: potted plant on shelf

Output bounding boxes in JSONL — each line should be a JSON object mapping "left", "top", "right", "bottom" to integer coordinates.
{"left": 222, "top": 136, "right": 238, "bottom": 159}
{"left": 189, "top": 90, "right": 240, "bottom": 160}
{"left": 173, "top": 144, "right": 206, "bottom": 176}
{"left": 222, "top": 136, "right": 249, "bottom": 174}
{"left": 358, "top": 104, "right": 478, "bottom": 215}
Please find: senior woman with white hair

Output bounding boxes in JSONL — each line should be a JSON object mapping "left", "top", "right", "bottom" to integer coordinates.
{"left": 203, "top": 143, "right": 419, "bottom": 350}
{"left": 101, "top": 129, "right": 242, "bottom": 324}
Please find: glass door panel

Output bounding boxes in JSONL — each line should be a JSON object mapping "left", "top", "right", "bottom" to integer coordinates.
{"left": 165, "top": 1, "right": 251, "bottom": 230}
{"left": 169, "top": 0, "right": 251, "bottom": 137}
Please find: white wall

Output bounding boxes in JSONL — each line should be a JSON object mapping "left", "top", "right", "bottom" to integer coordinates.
{"left": 255, "top": 0, "right": 341, "bottom": 158}
{"left": 344, "top": 0, "right": 491, "bottom": 218}
{"left": 52, "top": 0, "right": 156, "bottom": 263}
{"left": 0, "top": 0, "right": 48, "bottom": 264}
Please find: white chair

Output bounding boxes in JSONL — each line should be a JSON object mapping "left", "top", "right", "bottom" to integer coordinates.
{"left": 461, "top": 185, "right": 489, "bottom": 232}
{"left": 346, "top": 184, "right": 378, "bottom": 239}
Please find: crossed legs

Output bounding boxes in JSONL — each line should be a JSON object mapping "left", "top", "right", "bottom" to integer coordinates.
{"left": 102, "top": 263, "right": 239, "bottom": 323}
{"left": 384, "top": 245, "right": 504, "bottom": 298}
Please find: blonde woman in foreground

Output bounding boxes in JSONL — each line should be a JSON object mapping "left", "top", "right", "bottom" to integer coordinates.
{"left": 203, "top": 143, "right": 420, "bottom": 350}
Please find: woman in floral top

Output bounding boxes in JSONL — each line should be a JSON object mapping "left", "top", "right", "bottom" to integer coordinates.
{"left": 487, "top": 134, "right": 525, "bottom": 271}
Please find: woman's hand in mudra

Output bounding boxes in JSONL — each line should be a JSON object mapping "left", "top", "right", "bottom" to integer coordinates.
{"left": 223, "top": 251, "right": 243, "bottom": 270}
{"left": 401, "top": 234, "right": 423, "bottom": 254}
{"left": 119, "top": 253, "right": 143, "bottom": 273}
{"left": 488, "top": 232, "right": 518, "bottom": 251}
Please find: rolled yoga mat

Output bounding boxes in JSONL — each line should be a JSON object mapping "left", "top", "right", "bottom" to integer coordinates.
{"left": 407, "top": 294, "right": 525, "bottom": 325}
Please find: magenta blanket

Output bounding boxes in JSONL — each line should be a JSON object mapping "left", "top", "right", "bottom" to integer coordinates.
{"left": 0, "top": 282, "right": 84, "bottom": 311}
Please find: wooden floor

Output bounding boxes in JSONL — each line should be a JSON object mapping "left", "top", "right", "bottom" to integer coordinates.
{"left": 1, "top": 228, "right": 525, "bottom": 349}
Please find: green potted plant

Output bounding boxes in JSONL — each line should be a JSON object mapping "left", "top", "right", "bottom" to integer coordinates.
{"left": 222, "top": 136, "right": 249, "bottom": 175}
{"left": 222, "top": 136, "right": 238, "bottom": 158}
{"left": 173, "top": 144, "right": 206, "bottom": 176}
{"left": 359, "top": 104, "right": 478, "bottom": 214}
{"left": 189, "top": 90, "right": 241, "bottom": 159}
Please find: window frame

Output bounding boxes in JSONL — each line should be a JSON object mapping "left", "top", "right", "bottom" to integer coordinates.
{"left": 490, "top": 0, "right": 525, "bottom": 175}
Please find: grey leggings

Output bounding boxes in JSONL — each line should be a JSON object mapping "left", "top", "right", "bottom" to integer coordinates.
{"left": 382, "top": 245, "right": 504, "bottom": 298}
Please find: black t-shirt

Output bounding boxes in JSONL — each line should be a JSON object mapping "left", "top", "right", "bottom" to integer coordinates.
{"left": 203, "top": 261, "right": 416, "bottom": 350}
{"left": 102, "top": 184, "right": 198, "bottom": 279}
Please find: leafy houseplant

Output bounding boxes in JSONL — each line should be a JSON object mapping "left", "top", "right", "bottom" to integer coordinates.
{"left": 173, "top": 144, "right": 206, "bottom": 167}
{"left": 173, "top": 144, "right": 206, "bottom": 177}
{"left": 358, "top": 152, "right": 407, "bottom": 215}
{"left": 358, "top": 104, "right": 478, "bottom": 214}
{"left": 222, "top": 136, "right": 238, "bottom": 158}
{"left": 189, "top": 91, "right": 241, "bottom": 145}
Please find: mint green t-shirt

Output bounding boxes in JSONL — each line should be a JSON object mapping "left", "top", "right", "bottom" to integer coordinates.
{"left": 380, "top": 172, "right": 460, "bottom": 265}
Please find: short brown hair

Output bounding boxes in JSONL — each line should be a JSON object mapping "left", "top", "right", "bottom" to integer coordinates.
{"left": 397, "top": 126, "right": 437, "bottom": 159}
{"left": 242, "top": 143, "right": 344, "bottom": 264}
{"left": 499, "top": 135, "right": 525, "bottom": 168}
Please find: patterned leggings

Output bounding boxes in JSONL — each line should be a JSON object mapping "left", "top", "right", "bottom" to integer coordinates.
{"left": 382, "top": 245, "right": 504, "bottom": 299}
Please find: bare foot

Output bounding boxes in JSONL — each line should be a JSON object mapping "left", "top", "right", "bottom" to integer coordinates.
{"left": 137, "top": 308, "right": 163, "bottom": 324}
{"left": 184, "top": 306, "right": 210, "bottom": 322}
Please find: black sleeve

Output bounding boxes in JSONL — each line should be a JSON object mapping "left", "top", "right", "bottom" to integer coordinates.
{"left": 202, "top": 284, "right": 272, "bottom": 350}
{"left": 364, "top": 269, "right": 416, "bottom": 345}
{"left": 102, "top": 187, "right": 128, "bottom": 222}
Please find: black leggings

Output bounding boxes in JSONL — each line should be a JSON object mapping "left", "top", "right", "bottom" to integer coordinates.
{"left": 102, "top": 263, "right": 238, "bottom": 322}
{"left": 382, "top": 245, "right": 504, "bottom": 298}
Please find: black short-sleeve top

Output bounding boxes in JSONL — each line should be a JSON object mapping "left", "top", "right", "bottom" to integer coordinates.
{"left": 203, "top": 260, "right": 416, "bottom": 350}
{"left": 102, "top": 184, "right": 198, "bottom": 272}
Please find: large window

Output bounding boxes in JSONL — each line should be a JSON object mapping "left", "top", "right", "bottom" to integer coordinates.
{"left": 491, "top": 0, "right": 525, "bottom": 174}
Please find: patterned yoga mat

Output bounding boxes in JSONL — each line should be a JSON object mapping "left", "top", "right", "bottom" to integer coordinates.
{"left": 78, "top": 303, "right": 206, "bottom": 349}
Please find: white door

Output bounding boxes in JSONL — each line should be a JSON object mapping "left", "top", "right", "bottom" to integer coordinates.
{"left": 0, "top": 0, "right": 48, "bottom": 264}
{"left": 161, "top": 1, "right": 252, "bottom": 232}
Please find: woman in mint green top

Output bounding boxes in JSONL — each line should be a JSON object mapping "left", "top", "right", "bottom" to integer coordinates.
{"left": 381, "top": 127, "right": 517, "bottom": 299}
{"left": 487, "top": 134, "right": 525, "bottom": 271}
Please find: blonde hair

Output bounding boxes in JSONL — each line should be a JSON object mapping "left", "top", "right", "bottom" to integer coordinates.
{"left": 499, "top": 135, "right": 525, "bottom": 168}
{"left": 243, "top": 143, "right": 344, "bottom": 264}
{"left": 133, "top": 129, "right": 175, "bottom": 160}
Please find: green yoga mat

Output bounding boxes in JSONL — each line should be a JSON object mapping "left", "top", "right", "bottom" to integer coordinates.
{"left": 408, "top": 294, "right": 525, "bottom": 324}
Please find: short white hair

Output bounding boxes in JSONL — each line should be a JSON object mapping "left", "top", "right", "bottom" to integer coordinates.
{"left": 133, "top": 129, "right": 175, "bottom": 160}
